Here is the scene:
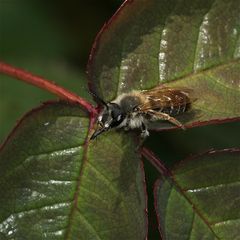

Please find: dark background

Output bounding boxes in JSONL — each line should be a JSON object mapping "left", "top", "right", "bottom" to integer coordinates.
{"left": 0, "top": 1, "right": 239, "bottom": 239}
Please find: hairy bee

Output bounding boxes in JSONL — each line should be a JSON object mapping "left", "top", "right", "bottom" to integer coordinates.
{"left": 90, "top": 86, "right": 194, "bottom": 140}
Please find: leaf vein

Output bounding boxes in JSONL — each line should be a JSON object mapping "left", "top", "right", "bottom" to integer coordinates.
{"left": 0, "top": 200, "right": 72, "bottom": 223}
{"left": 76, "top": 208, "right": 102, "bottom": 240}
{"left": 0, "top": 146, "right": 82, "bottom": 185}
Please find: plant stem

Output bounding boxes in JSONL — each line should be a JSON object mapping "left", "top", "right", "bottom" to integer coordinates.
{"left": 140, "top": 147, "right": 172, "bottom": 177}
{"left": 0, "top": 61, "right": 98, "bottom": 116}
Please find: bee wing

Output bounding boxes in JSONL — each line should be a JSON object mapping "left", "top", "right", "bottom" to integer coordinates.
{"left": 139, "top": 87, "right": 195, "bottom": 111}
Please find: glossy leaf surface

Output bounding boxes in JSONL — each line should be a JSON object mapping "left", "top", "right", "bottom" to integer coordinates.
{"left": 155, "top": 149, "right": 240, "bottom": 239}
{"left": 88, "top": 0, "right": 240, "bottom": 128}
{"left": 0, "top": 102, "right": 147, "bottom": 239}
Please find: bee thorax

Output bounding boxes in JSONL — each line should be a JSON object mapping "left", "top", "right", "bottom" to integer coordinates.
{"left": 113, "top": 93, "right": 142, "bottom": 114}
{"left": 117, "top": 114, "right": 145, "bottom": 130}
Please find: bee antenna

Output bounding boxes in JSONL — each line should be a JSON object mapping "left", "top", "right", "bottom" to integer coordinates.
{"left": 88, "top": 89, "right": 109, "bottom": 109}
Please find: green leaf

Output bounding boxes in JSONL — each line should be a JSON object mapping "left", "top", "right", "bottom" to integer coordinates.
{"left": 0, "top": 102, "right": 147, "bottom": 239}
{"left": 154, "top": 149, "right": 240, "bottom": 239}
{"left": 88, "top": 0, "right": 240, "bottom": 128}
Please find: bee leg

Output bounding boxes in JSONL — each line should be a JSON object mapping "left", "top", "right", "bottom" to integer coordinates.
{"left": 148, "top": 110, "right": 185, "bottom": 129}
{"left": 124, "top": 126, "right": 130, "bottom": 131}
{"left": 124, "top": 116, "right": 131, "bottom": 131}
{"left": 135, "top": 123, "right": 149, "bottom": 151}
{"left": 140, "top": 123, "right": 149, "bottom": 139}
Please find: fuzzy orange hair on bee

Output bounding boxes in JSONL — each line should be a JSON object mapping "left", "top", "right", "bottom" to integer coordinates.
{"left": 90, "top": 86, "right": 195, "bottom": 140}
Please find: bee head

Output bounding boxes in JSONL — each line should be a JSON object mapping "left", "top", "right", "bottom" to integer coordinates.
{"left": 90, "top": 103, "right": 125, "bottom": 140}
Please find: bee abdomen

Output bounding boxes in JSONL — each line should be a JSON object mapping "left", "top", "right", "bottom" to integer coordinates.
{"left": 157, "top": 91, "right": 191, "bottom": 116}
{"left": 161, "top": 102, "right": 191, "bottom": 116}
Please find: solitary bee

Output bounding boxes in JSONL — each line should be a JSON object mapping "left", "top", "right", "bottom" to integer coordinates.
{"left": 90, "top": 86, "right": 194, "bottom": 140}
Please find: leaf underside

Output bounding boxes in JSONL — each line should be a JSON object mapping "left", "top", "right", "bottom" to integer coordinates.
{"left": 155, "top": 149, "right": 240, "bottom": 240}
{"left": 88, "top": 0, "right": 240, "bottom": 129}
{"left": 0, "top": 102, "right": 147, "bottom": 240}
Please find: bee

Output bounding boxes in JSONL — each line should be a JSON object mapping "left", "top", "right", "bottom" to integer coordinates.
{"left": 90, "top": 86, "right": 194, "bottom": 140}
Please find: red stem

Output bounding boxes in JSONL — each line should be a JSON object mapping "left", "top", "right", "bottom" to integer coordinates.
{"left": 140, "top": 147, "right": 172, "bottom": 177}
{"left": 0, "top": 61, "right": 98, "bottom": 116}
